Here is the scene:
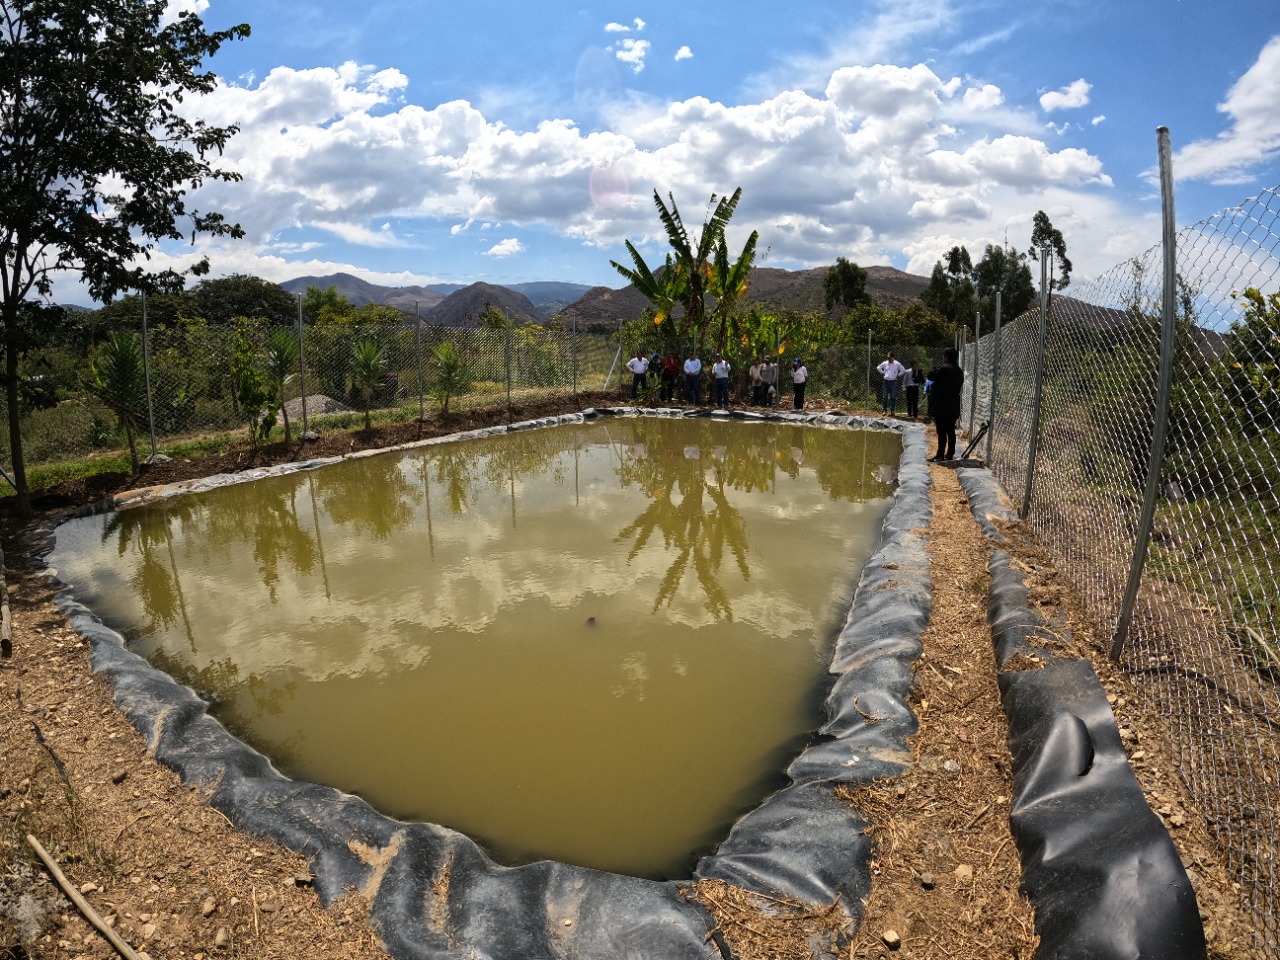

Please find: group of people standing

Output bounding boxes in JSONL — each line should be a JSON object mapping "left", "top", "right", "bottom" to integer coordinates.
{"left": 876, "top": 348, "right": 965, "bottom": 461}
{"left": 629, "top": 343, "right": 964, "bottom": 459}
{"left": 626, "top": 350, "right": 810, "bottom": 410}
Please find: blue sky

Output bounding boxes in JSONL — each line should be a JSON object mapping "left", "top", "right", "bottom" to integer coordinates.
{"left": 91, "top": 0, "right": 1280, "bottom": 300}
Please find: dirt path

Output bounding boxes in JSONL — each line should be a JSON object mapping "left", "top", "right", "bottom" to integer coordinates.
{"left": 0, "top": 402, "right": 1258, "bottom": 959}
{"left": 844, "top": 464, "right": 1038, "bottom": 958}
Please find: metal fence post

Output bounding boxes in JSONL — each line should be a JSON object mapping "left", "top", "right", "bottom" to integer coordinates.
{"left": 968, "top": 310, "right": 980, "bottom": 435}
{"left": 141, "top": 290, "right": 158, "bottom": 459}
{"left": 296, "top": 295, "right": 311, "bottom": 438}
{"left": 603, "top": 326, "right": 623, "bottom": 390}
{"left": 415, "top": 301, "right": 424, "bottom": 422}
{"left": 985, "top": 292, "right": 1002, "bottom": 465}
{"left": 1111, "top": 127, "right": 1180, "bottom": 661}
{"left": 866, "top": 330, "right": 872, "bottom": 405}
{"left": 1020, "top": 249, "right": 1051, "bottom": 519}
{"left": 572, "top": 315, "right": 578, "bottom": 397}
{"left": 504, "top": 309, "right": 512, "bottom": 414}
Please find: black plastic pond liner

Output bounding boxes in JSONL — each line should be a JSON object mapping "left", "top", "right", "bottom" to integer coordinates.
{"left": 38, "top": 413, "right": 1208, "bottom": 959}
{"left": 959, "top": 468, "right": 1207, "bottom": 960}
{"left": 37, "top": 409, "right": 930, "bottom": 960}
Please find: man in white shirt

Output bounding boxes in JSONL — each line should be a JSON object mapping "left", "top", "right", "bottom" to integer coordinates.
{"left": 626, "top": 350, "right": 649, "bottom": 399}
{"left": 876, "top": 351, "right": 907, "bottom": 415}
{"left": 712, "top": 353, "right": 731, "bottom": 406}
{"left": 683, "top": 352, "right": 703, "bottom": 404}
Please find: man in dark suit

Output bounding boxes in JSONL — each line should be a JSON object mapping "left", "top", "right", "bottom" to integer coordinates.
{"left": 927, "top": 347, "right": 964, "bottom": 461}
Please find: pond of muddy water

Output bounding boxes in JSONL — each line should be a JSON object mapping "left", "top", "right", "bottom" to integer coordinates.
{"left": 49, "top": 417, "right": 901, "bottom": 878}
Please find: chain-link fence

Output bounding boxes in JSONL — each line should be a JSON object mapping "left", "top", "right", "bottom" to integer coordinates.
{"left": 969, "top": 184, "right": 1280, "bottom": 956}
{"left": 3, "top": 324, "right": 625, "bottom": 466}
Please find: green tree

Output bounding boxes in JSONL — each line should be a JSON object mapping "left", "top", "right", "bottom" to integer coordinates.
{"left": 84, "top": 331, "right": 148, "bottom": 472}
{"left": 82, "top": 292, "right": 193, "bottom": 343}
{"left": 837, "top": 300, "right": 952, "bottom": 347}
{"left": 264, "top": 328, "right": 300, "bottom": 441}
{"left": 823, "top": 257, "right": 869, "bottom": 312}
{"left": 1028, "top": 211, "right": 1072, "bottom": 312}
{"left": 1224, "top": 287, "right": 1280, "bottom": 435}
{"left": 353, "top": 302, "right": 405, "bottom": 325}
{"left": 920, "top": 253, "right": 975, "bottom": 328}
{"left": 191, "top": 275, "right": 297, "bottom": 326}
{"left": 973, "top": 243, "right": 1035, "bottom": 321}
{"left": 0, "top": 0, "right": 249, "bottom": 515}
{"left": 479, "top": 303, "right": 508, "bottom": 330}
{"left": 350, "top": 339, "right": 386, "bottom": 430}
{"left": 302, "top": 285, "right": 354, "bottom": 325}
{"left": 611, "top": 188, "right": 747, "bottom": 352}
{"left": 431, "top": 341, "right": 468, "bottom": 415}
{"left": 229, "top": 323, "right": 279, "bottom": 450}
{"left": 944, "top": 245, "right": 973, "bottom": 284}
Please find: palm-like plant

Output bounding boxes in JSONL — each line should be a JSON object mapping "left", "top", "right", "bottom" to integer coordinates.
{"left": 85, "top": 331, "right": 148, "bottom": 473}
{"left": 708, "top": 228, "right": 759, "bottom": 354}
{"left": 610, "top": 188, "right": 746, "bottom": 352}
{"left": 351, "top": 339, "right": 386, "bottom": 430}
{"left": 431, "top": 341, "right": 468, "bottom": 415}
{"left": 265, "top": 328, "right": 300, "bottom": 441}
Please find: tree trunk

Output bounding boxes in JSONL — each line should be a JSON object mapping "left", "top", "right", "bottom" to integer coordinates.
{"left": 124, "top": 420, "right": 140, "bottom": 474}
{"left": 3, "top": 315, "right": 32, "bottom": 518}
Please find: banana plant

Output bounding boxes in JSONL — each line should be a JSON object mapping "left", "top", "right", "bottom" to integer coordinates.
{"left": 708, "top": 227, "right": 759, "bottom": 355}
{"left": 611, "top": 188, "right": 747, "bottom": 353}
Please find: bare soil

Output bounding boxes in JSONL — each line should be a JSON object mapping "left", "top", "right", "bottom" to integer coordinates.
{"left": 0, "top": 394, "right": 1258, "bottom": 959}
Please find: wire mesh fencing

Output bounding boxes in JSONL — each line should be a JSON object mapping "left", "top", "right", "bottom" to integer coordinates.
{"left": 2, "top": 323, "right": 625, "bottom": 466}
{"left": 973, "top": 186, "right": 1280, "bottom": 957}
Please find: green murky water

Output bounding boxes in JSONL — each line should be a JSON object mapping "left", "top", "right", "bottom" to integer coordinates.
{"left": 49, "top": 418, "right": 901, "bottom": 878}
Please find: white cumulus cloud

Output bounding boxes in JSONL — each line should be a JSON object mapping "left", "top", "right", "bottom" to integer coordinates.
{"left": 675, "top": 46, "right": 693, "bottom": 61}
{"left": 1040, "top": 78, "right": 1091, "bottom": 112}
{"left": 155, "top": 53, "right": 1142, "bottom": 294}
{"left": 605, "top": 17, "right": 645, "bottom": 32}
{"left": 614, "top": 38, "right": 650, "bottom": 73}
{"left": 485, "top": 238, "right": 525, "bottom": 257}
{"left": 963, "top": 84, "right": 1004, "bottom": 110}
{"left": 1171, "top": 34, "right": 1280, "bottom": 183}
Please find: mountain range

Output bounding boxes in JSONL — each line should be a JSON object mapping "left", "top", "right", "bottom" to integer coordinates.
{"left": 278, "top": 273, "right": 593, "bottom": 320}
{"left": 280, "top": 265, "right": 931, "bottom": 329}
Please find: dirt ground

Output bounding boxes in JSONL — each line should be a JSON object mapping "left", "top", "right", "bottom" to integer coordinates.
{"left": 0, "top": 392, "right": 1260, "bottom": 959}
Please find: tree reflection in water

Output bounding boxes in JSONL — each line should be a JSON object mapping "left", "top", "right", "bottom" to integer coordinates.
{"left": 611, "top": 420, "right": 897, "bottom": 621}
{"left": 57, "top": 417, "right": 905, "bottom": 876}
{"left": 86, "top": 417, "right": 900, "bottom": 718}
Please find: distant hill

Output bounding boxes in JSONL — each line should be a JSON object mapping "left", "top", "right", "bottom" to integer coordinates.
{"left": 280, "top": 273, "right": 445, "bottom": 312}
{"left": 427, "top": 280, "right": 591, "bottom": 316}
{"left": 280, "top": 274, "right": 592, "bottom": 317}
{"left": 277, "top": 266, "right": 930, "bottom": 329}
{"left": 555, "top": 264, "right": 931, "bottom": 330}
{"left": 424, "top": 282, "right": 546, "bottom": 327}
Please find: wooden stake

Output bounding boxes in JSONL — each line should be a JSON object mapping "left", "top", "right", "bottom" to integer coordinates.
{"left": 26, "top": 834, "right": 144, "bottom": 960}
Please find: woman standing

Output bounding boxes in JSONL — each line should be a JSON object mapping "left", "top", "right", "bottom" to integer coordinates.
{"left": 791, "top": 359, "right": 808, "bottom": 410}
{"left": 904, "top": 361, "right": 922, "bottom": 418}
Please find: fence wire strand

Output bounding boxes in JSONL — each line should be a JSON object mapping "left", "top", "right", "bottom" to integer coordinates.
{"left": 976, "top": 186, "right": 1280, "bottom": 957}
